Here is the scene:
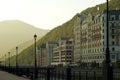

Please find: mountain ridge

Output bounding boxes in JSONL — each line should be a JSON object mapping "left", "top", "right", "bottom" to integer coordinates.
{"left": 0, "top": 20, "right": 49, "bottom": 57}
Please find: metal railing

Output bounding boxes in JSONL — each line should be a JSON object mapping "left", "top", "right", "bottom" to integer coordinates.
{"left": 0, "top": 65, "right": 119, "bottom": 80}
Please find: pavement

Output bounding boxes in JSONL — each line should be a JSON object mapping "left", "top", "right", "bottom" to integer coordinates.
{"left": 0, "top": 70, "right": 30, "bottom": 80}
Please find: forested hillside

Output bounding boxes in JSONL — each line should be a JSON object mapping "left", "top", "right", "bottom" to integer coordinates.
{"left": 81, "top": 0, "right": 120, "bottom": 15}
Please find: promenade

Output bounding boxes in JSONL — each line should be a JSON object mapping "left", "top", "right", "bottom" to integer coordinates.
{"left": 0, "top": 70, "right": 30, "bottom": 80}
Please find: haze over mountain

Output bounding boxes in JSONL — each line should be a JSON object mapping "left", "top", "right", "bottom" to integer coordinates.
{"left": 0, "top": 20, "right": 49, "bottom": 57}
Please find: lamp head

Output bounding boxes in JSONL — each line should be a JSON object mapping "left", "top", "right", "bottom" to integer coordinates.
{"left": 16, "top": 46, "right": 18, "bottom": 49}
{"left": 34, "top": 34, "right": 37, "bottom": 39}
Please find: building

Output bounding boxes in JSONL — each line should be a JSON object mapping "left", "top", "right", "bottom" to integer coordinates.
{"left": 74, "top": 10, "right": 120, "bottom": 64}
{"left": 46, "top": 41, "right": 58, "bottom": 66}
{"left": 37, "top": 43, "right": 46, "bottom": 67}
{"left": 37, "top": 41, "right": 58, "bottom": 67}
{"left": 74, "top": 14, "right": 86, "bottom": 63}
{"left": 52, "top": 37, "right": 74, "bottom": 66}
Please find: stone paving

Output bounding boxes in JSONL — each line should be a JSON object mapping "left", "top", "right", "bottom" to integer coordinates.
{"left": 0, "top": 70, "right": 30, "bottom": 80}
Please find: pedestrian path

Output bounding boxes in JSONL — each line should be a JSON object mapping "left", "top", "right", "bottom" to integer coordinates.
{"left": 0, "top": 70, "right": 30, "bottom": 80}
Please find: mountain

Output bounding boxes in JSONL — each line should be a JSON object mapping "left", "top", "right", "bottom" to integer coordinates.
{"left": 7, "top": 0, "right": 120, "bottom": 65}
{"left": 0, "top": 20, "right": 49, "bottom": 57}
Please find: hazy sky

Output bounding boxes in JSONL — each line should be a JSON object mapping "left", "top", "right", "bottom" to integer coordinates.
{"left": 0, "top": 0, "right": 106, "bottom": 30}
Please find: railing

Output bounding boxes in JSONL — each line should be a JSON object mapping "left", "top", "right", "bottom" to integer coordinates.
{"left": 0, "top": 65, "right": 120, "bottom": 80}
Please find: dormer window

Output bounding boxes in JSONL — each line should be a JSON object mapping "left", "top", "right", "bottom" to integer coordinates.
{"left": 119, "top": 15, "right": 120, "bottom": 20}
{"left": 111, "top": 15, "right": 115, "bottom": 20}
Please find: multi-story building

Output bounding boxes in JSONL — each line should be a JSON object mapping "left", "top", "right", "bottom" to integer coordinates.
{"left": 37, "top": 41, "right": 58, "bottom": 67}
{"left": 46, "top": 41, "right": 58, "bottom": 66}
{"left": 74, "top": 14, "right": 86, "bottom": 63}
{"left": 52, "top": 37, "right": 74, "bottom": 66}
{"left": 74, "top": 10, "right": 120, "bottom": 64}
{"left": 37, "top": 43, "right": 46, "bottom": 67}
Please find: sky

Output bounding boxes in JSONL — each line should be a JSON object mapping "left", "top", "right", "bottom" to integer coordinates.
{"left": 0, "top": 0, "right": 106, "bottom": 30}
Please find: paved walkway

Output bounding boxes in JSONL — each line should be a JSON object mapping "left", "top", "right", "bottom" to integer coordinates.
{"left": 0, "top": 70, "right": 30, "bottom": 80}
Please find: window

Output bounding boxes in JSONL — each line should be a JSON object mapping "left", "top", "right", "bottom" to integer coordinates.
{"left": 103, "top": 23, "right": 104, "bottom": 26}
{"left": 66, "top": 46, "right": 68, "bottom": 49}
{"left": 100, "top": 56, "right": 102, "bottom": 59}
{"left": 102, "top": 17, "right": 104, "bottom": 21}
{"left": 119, "top": 15, "right": 120, "bottom": 20}
{"left": 119, "top": 54, "right": 120, "bottom": 59}
{"left": 97, "top": 56, "right": 99, "bottom": 59}
{"left": 96, "top": 49, "right": 98, "bottom": 52}
{"left": 111, "top": 23, "right": 114, "bottom": 28}
{"left": 112, "top": 41, "right": 115, "bottom": 45}
{"left": 112, "top": 47, "right": 115, "bottom": 51}
{"left": 111, "top": 17, "right": 115, "bottom": 20}
{"left": 68, "top": 46, "right": 71, "bottom": 49}
{"left": 112, "top": 29, "right": 114, "bottom": 34}
{"left": 103, "top": 29, "right": 104, "bottom": 33}
{"left": 112, "top": 35, "right": 114, "bottom": 39}
{"left": 111, "top": 15, "right": 115, "bottom": 20}
{"left": 111, "top": 55, "right": 115, "bottom": 59}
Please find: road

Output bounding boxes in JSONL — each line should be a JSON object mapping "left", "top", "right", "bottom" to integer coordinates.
{"left": 0, "top": 70, "right": 30, "bottom": 80}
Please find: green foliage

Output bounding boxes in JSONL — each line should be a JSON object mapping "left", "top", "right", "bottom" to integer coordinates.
{"left": 80, "top": 0, "right": 120, "bottom": 15}
{"left": 37, "top": 16, "right": 76, "bottom": 45}
{"left": 7, "top": 45, "right": 34, "bottom": 65}
{"left": 9, "top": 0, "right": 120, "bottom": 65}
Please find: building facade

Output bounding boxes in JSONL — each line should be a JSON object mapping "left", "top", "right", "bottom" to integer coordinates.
{"left": 37, "top": 43, "right": 46, "bottom": 67}
{"left": 74, "top": 14, "right": 86, "bottom": 63}
{"left": 37, "top": 42, "right": 58, "bottom": 67}
{"left": 74, "top": 10, "right": 120, "bottom": 64}
{"left": 52, "top": 37, "right": 74, "bottom": 66}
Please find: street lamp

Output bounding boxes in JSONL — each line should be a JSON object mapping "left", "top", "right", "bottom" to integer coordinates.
{"left": 34, "top": 34, "right": 37, "bottom": 80}
{"left": 4, "top": 54, "right": 6, "bottom": 68}
{"left": 8, "top": 52, "right": 10, "bottom": 69}
{"left": 16, "top": 47, "right": 18, "bottom": 69}
{"left": 104, "top": 0, "right": 113, "bottom": 80}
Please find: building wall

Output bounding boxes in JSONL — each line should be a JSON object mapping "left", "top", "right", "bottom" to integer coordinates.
{"left": 52, "top": 37, "right": 74, "bottom": 66}
{"left": 74, "top": 14, "right": 86, "bottom": 63}
{"left": 46, "top": 42, "right": 58, "bottom": 66}
{"left": 37, "top": 43, "right": 47, "bottom": 67}
{"left": 74, "top": 10, "right": 120, "bottom": 64}
{"left": 74, "top": 15, "right": 81, "bottom": 63}
{"left": 37, "top": 42, "right": 58, "bottom": 67}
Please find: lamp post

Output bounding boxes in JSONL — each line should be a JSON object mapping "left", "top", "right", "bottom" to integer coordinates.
{"left": 34, "top": 34, "right": 37, "bottom": 80}
{"left": 8, "top": 52, "right": 10, "bottom": 69}
{"left": 104, "top": 0, "right": 113, "bottom": 80}
{"left": 40, "top": 46, "right": 43, "bottom": 67}
{"left": 16, "top": 47, "right": 18, "bottom": 70}
{"left": 4, "top": 54, "right": 6, "bottom": 68}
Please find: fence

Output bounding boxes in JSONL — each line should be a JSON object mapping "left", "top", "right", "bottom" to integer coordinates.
{"left": 0, "top": 65, "right": 120, "bottom": 80}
